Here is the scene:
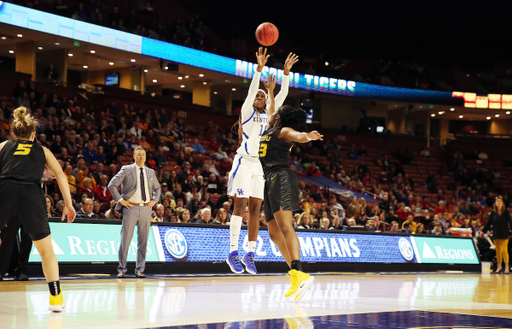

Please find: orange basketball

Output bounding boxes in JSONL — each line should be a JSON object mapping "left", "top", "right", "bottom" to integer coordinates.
{"left": 255, "top": 22, "right": 279, "bottom": 47}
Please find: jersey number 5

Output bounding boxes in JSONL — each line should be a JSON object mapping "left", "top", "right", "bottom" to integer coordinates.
{"left": 258, "top": 144, "right": 267, "bottom": 157}
{"left": 14, "top": 144, "right": 33, "bottom": 155}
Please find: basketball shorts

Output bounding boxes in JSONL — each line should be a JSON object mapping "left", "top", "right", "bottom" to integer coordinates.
{"left": 227, "top": 154, "right": 264, "bottom": 199}
{"left": 0, "top": 181, "right": 50, "bottom": 241}
{"left": 264, "top": 167, "right": 299, "bottom": 222}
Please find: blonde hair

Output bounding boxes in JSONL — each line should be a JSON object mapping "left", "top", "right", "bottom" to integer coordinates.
{"left": 11, "top": 107, "right": 38, "bottom": 138}
{"left": 298, "top": 212, "right": 310, "bottom": 226}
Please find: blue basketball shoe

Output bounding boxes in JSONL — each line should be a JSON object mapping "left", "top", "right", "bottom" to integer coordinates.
{"left": 226, "top": 250, "right": 244, "bottom": 274}
{"left": 241, "top": 252, "right": 257, "bottom": 274}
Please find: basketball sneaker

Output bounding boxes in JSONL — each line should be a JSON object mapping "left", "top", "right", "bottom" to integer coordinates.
{"left": 226, "top": 250, "right": 244, "bottom": 274}
{"left": 284, "top": 270, "right": 314, "bottom": 302}
{"left": 48, "top": 291, "right": 65, "bottom": 312}
{"left": 241, "top": 252, "right": 257, "bottom": 274}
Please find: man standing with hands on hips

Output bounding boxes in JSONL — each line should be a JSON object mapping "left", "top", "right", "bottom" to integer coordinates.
{"left": 108, "top": 146, "right": 161, "bottom": 278}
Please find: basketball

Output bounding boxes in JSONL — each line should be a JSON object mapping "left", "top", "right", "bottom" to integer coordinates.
{"left": 255, "top": 22, "right": 279, "bottom": 47}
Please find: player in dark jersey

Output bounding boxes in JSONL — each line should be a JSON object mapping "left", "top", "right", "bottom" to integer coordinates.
{"left": 259, "top": 76, "right": 323, "bottom": 302}
{"left": 0, "top": 107, "right": 76, "bottom": 312}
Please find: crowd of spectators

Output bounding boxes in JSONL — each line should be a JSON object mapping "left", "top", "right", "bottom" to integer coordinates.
{"left": 2, "top": 78, "right": 511, "bottom": 245}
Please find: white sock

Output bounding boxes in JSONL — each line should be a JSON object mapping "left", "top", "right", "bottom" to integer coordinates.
{"left": 230, "top": 215, "right": 243, "bottom": 253}
{"left": 247, "top": 241, "right": 256, "bottom": 254}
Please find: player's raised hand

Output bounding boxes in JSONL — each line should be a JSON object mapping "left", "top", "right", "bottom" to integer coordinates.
{"left": 256, "top": 47, "right": 269, "bottom": 71}
{"left": 263, "top": 74, "right": 277, "bottom": 92}
{"left": 284, "top": 53, "right": 299, "bottom": 75}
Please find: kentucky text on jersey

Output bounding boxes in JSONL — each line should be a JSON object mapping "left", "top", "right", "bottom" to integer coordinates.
{"left": 253, "top": 117, "right": 268, "bottom": 123}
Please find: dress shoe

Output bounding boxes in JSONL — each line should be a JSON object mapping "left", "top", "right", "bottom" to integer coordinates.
{"left": 135, "top": 271, "right": 145, "bottom": 278}
{"left": 15, "top": 273, "right": 29, "bottom": 281}
{"left": 117, "top": 272, "right": 125, "bottom": 278}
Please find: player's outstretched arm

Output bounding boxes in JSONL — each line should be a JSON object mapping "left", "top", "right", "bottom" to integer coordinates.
{"left": 43, "top": 147, "right": 76, "bottom": 223}
{"left": 263, "top": 74, "right": 276, "bottom": 119}
{"left": 274, "top": 52, "right": 299, "bottom": 109}
{"left": 241, "top": 47, "right": 269, "bottom": 118}
{"left": 280, "top": 128, "right": 323, "bottom": 144}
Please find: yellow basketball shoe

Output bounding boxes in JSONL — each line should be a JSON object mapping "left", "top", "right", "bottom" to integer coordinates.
{"left": 293, "top": 271, "right": 314, "bottom": 302}
{"left": 48, "top": 291, "right": 65, "bottom": 312}
{"left": 284, "top": 269, "right": 300, "bottom": 298}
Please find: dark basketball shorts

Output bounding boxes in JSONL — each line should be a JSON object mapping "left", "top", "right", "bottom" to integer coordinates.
{"left": 263, "top": 167, "right": 300, "bottom": 222}
{"left": 0, "top": 181, "right": 50, "bottom": 241}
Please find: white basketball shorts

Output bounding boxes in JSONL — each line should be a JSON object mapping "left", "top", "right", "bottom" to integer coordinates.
{"left": 227, "top": 154, "right": 264, "bottom": 199}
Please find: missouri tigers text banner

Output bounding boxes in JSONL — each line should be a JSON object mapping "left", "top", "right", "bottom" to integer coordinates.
{"left": 0, "top": 2, "right": 463, "bottom": 104}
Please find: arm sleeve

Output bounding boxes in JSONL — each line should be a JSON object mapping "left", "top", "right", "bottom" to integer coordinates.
{"left": 241, "top": 71, "right": 261, "bottom": 121}
{"left": 108, "top": 166, "right": 127, "bottom": 202}
{"left": 273, "top": 73, "right": 290, "bottom": 109}
{"left": 481, "top": 212, "right": 493, "bottom": 234}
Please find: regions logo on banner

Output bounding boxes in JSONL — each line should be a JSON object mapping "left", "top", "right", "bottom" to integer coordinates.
{"left": 29, "top": 222, "right": 160, "bottom": 263}
{"left": 411, "top": 236, "right": 479, "bottom": 264}
{"left": 156, "top": 225, "right": 419, "bottom": 263}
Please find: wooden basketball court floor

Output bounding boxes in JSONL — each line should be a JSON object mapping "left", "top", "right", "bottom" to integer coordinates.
{"left": 0, "top": 272, "right": 511, "bottom": 329}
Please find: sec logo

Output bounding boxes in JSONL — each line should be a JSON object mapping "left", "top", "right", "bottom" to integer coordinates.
{"left": 398, "top": 238, "right": 414, "bottom": 261}
{"left": 164, "top": 229, "right": 188, "bottom": 259}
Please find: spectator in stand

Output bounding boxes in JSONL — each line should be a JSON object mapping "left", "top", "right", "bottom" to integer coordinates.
{"left": 152, "top": 204, "right": 166, "bottom": 222}
{"left": 346, "top": 218, "right": 357, "bottom": 227}
{"left": 420, "top": 147, "right": 431, "bottom": 157}
{"left": 213, "top": 208, "right": 229, "bottom": 225}
{"left": 206, "top": 173, "right": 223, "bottom": 195}
{"left": 413, "top": 223, "right": 426, "bottom": 234}
{"left": 167, "top": 170, "right": 181, "bottom": 191}
{"left": 346, "top": 197, "right": 358, "bottom": 218}
{"left": 434, "top": 200, "right": 447, "bottom": 214}
{"left": 480, "top": 197, "right": 512, "bottom": 274}
{"left": 320, "top": 218, "right": 330, "bottom": 230}
{"left": 93, "top": 175, "right": 112, "bottom": 204}
{"left": 63, "top": 164, "right": 77, "bottom": 196}
{"left": 402, "top": 222, "right": 413, "bottom": 233}
{"left": 191, "top": 138, "right": 205, "bottom": 154}
{"left": 330, "top": 216, "right": 343, "bottom": 230}
{"left": 431, "top": 222, "right": 444, "bottom": 235}
{"left": 395, "top": 203, "right": 408, "bottom": 222}
{"left": 195, "top": 208, "right": 212, "bottom": 224}
{"left": 82, "top": 142, "right": 97, "bottom": 163}
{"left": 401, "top": 214, "right": 417, "bottom": 231}
{"left": 348, "top": 146, "right": 359, "bottom": 160}
{"left": 385, "top": 206, "right": 399, "bottom": 224}
{"left": 297, "top": 212, "right": 312, "bottom": 229}
{"left": 172, "top": 184, "right": 186, "bottom": 204}
{"left": 44, "top": 64, "right": 59, "bottom": 82}
{"left": 186, "top": 192, "right": 201, "bottom": 217}
{"left": 77, "top": 198, "right": 98, "bottom": 219}
{"left": 180, "top": 209, "right": 192, "bottom": 223}
{"left": 389, "top": 221, "right": 400, "bottom": 233}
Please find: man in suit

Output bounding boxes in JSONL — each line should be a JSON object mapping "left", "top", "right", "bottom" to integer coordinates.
{"left": 108, "top": 147, "right": 161, "bottom": 278}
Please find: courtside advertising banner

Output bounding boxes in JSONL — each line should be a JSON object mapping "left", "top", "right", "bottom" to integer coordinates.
{"left": 28, "top": 222, "right": 160, "bottom": 263}
{"left": 155, "top": 225, "right": 480, "bottom": 265}
{"left": 28, "top": 222, "right": 479, "bottom": 265}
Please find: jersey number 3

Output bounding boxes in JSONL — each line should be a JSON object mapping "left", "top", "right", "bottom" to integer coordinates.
{"left": 14, "top": 144, "right": 33, "bottom": 155}
{"left": 258, "top": 144, "right": 267, "bottom": 157}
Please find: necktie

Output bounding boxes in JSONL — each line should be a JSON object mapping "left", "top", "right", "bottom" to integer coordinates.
{"left": 140, "top": 167, "right": 147, "bottom": 202}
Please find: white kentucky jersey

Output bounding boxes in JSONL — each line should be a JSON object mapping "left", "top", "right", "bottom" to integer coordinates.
{"left": 236, "top": 71, "right": 290, "bottom": 157}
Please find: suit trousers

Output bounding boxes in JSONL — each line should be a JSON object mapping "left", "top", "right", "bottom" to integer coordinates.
{"left": 118, "top": 205, "right": 152, "bottom": 274}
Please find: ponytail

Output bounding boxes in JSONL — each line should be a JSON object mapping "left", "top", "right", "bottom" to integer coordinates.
{"left": 11, "top": 107, "right": 38, "bottom": 139}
